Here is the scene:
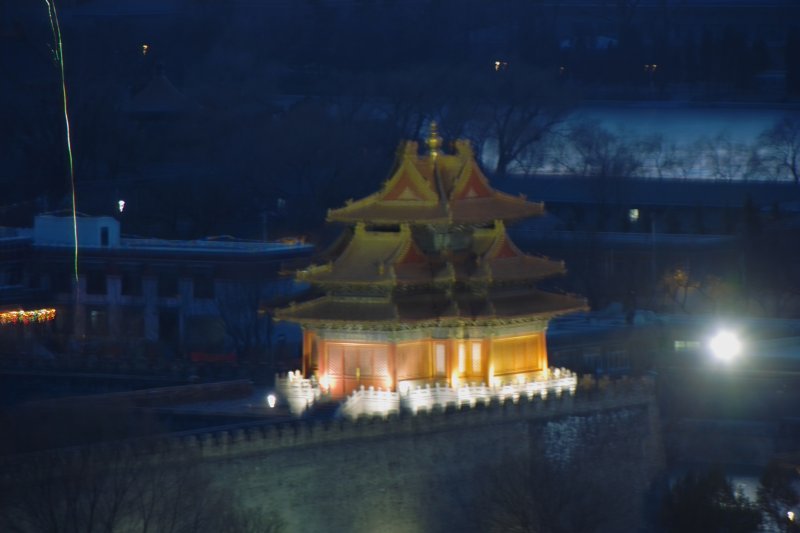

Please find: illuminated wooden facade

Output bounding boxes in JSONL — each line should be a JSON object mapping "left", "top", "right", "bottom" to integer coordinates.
{"left": 278, "top": 126, "right": 586, "bottom": 398}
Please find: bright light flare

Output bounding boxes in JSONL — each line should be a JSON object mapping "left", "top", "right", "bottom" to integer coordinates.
{"left": 709, "top": 330, "right": 741, "bottom": 361}
{"left": 318, "top": 374, "right": 331, "bottom": 392}
{"left": 266, "top": 393, "right": 276, "bottom": 408}
{"left": 788, "top": 510, "right": 795, "bottom": 522}
{"left": 118, "top": 199, "right": 125, "bottom": 213}
{"left": 398, "top": 381, "right": 411, "bottom": 395}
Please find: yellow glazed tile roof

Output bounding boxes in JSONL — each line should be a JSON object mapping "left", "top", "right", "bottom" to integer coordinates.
{"left": 328, "top": 140, "right": 543, "bottom": 225}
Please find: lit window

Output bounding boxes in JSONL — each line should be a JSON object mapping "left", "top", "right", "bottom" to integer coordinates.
{"left": 434, "top": 344, "right": 446, "bottom": 376}
{"left": 458, "top": 343, "right": 466, "bottom": 373}
{"left": 674, "top": 340, "right": 700, "bottom": 351}
{"left": 629, "top": 208, "right": 639, "bottom": 222}
{"left": 471, "top": 342, "right": 482, "bottom": 373}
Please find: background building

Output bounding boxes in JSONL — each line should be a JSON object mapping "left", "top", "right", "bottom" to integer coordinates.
{"left": 0, "top": 214, "right": 313, "bottom": 362}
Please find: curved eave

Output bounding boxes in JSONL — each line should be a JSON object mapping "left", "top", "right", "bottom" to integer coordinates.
{"left": 327, "top": 198, "right": 545, "bottom": 226}
{"left": 485, "top": 260, "right": 566, "bottom": 283}
{"left": 449, "top": 196, "right": 545, "bottom": 223}
{"left": 327, "top": 205, "right": 447, "bottom": 225}
{"left": 277, "top": 310, "right": 582, "bottom": 330}
{"left": 276, "top": 292, "right": 588, "bottom": 328}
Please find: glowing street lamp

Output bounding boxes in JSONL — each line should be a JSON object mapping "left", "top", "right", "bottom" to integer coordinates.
{"left": 709, "top": 330, "right": 741, "bottom": 361}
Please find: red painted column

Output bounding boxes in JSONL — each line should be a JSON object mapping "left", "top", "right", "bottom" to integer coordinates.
{"left": 389, "top": 342, "right": 397, "bottom": 392}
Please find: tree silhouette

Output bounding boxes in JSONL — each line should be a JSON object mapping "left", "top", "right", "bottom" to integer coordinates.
{"left": 754, "top": 116, "right": 800, "bottom": 184}
{"left": 661, "top": 468, "right": 761, "bottom": 533}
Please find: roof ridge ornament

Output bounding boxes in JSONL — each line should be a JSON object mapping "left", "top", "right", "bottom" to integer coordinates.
{"left": 426, "top": 121, "right": 442, "bottom": 159}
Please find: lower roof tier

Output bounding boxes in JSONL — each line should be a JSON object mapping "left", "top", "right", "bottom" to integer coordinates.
{"left": 276, "top": 288, "right": 586, "bottom": 328}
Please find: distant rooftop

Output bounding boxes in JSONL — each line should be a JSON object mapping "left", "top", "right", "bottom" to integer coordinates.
{"left": 0, "top": 227, "right": 32, "bottom": 245}
{"left": 510, "top": 228, "right": 738, "bottom": 249}
{"left": 500, "top": 176, "right": 800, "bottom": 210}
{"left": 118, "top": 236, "right": 311, "bottom": 256}
{"left": 6, "top": 215, "right": 313, "bottom": 257}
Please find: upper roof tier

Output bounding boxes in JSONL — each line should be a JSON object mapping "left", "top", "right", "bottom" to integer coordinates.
{"left": 298, "top": 221, "right": 564, "bottom": 289}
{"left": 327, "top": 130, "right": 544, "bottom": 225}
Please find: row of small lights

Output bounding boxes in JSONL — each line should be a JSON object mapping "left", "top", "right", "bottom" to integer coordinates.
{"left": 0, "top": 308, "right": 56, "bottom": 325}
{"left": 272, "top": 366, "right": 563, "bottom": 403}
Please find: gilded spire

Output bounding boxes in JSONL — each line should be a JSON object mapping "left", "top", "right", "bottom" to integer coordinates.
{"left": 426, "top": 121, "right": 442, "bottom": 159}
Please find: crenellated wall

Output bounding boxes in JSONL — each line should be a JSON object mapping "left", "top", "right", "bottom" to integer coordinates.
{"left": 3, "top": 377, "right": 664, "bottom": 533}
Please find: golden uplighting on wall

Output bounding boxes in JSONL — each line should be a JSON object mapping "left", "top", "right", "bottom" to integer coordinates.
{"left": 318, "top": 374, "right": 332, "bottom": 392}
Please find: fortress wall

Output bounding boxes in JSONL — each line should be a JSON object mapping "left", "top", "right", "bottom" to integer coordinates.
{"left": 188, "top": 378, "right": 663, "bottom": 532}
{"left": 2, "top": 378, "right": 664, "bottom": 533}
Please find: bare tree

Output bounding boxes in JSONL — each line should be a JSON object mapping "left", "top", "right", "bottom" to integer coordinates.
{"left": 639, "top": 133, "right": 678, "bottom": 179}
{"left": 662, "top": 468, "right": 761, "bottom": 533}
{"left": 215, "top": 280, "right": 271, "bottom": 365}
{"left": 216, "top": 278, "right": 299, "bottom": 368}
{"left": 757, "top": 461, "right": 800, "bottom": 533}
{"left": 695, "top": 275, "right": 738, "bottom": 315}
{"left": 554, "top": 121, "right": 645, "bottom": 180}
{"left": 480, "top": 68, "right": 574, "bottom": 178}
{"left": 474, "top": 415, "right": 646, "bottom": 533}
{"left": 668, "top": 141, "right": 704, "bottom": 180}
{"left": 753, "top": 115, "right": 800, "bottom": 183}
{"left": 702, "top": 133, "right": 751, "bottom": 181}
{"left": 661, "top": 267, "right": 699, "bottom": 313}
{"left": 0, "top": 445, "right": 284, "bottom": 533}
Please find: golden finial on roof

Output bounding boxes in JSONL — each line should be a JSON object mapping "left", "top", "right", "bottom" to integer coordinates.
{"left": 426, "top": 121, "right": 442, "bottom": 159}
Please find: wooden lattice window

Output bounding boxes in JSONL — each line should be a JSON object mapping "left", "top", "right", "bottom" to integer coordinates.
{"left": 397, "top": 342, "right": 430, "bottom": 380}
{"left": 434, "top": 343, "right": 446, "bottom": 376}
{"left": 471, "top": 342, "right": 482, "bottom": 375}
{"left": 328, "top": 345, "right": 343, "bottom": 376}
{"left": 491, "top": 335, "right": 542, "bottom": 375}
